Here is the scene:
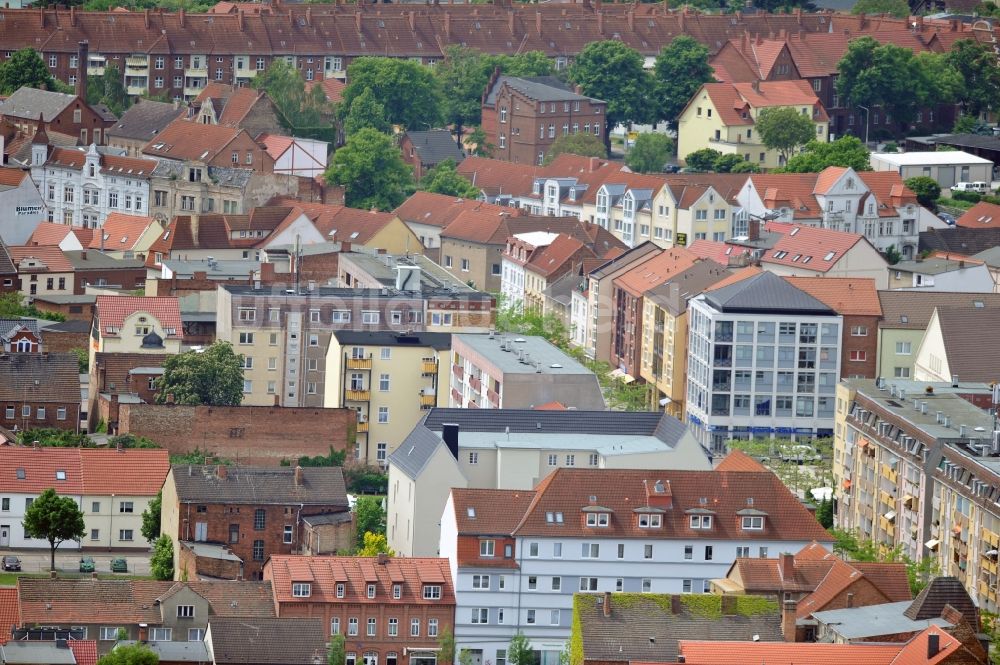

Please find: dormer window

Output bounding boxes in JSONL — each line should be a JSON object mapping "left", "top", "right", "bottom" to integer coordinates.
{"left": 545, "top": 511, "right": 564, "bottom": 524}
{"left": 336, "top": 583, "right": 345, "bottom": 598}
{"left": 638, "top": 514, "right": 661, "bottom": 528}
{"left": 480, "top": 540, "right": 495, "bottom": 557}
{"left": 742, "top": 516, "right": 765, "bottom": 530}
{"left": 423, "top": 585, "right": 442, "bottom": 600}
{"left": 586, "top": 512, "right": 609, "bottom": 527}
{"left": 690, "top": 515, "right": 712, "bottom": 529}
{"left": 393, "top": 584, "right": 402, "bottom": 599}
{"left": 292, "top": 583, "right": 312, "bottom": 598}
{"left": 367, "top": 584, "right": 376, "bottom": 599}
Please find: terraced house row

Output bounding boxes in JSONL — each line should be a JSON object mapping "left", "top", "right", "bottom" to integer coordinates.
{"left": 0, "top": 4, "right": 988, "bottom": 101}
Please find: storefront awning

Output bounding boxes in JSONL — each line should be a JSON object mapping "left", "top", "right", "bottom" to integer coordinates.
{"left": 884, "top": 511, "right": 896, "bottom": 521}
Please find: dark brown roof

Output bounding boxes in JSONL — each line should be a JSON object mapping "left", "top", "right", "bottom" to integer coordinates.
{"left": 0, "top": 238, "right": 15, "bottom": 276}
{"left": 106, "top": 99, "right": 184, "bottom": 142}
{"left": 903, "top": 576, "right": 978, "bottom": 628}
{"left": 920, "top": 226, "right": 1000, "bottom": 256}
{"left": 207, "top": 618, "right": 327, "bottom": 665}
{"left": 877, "top": 291, "right": 1000, "bottom": 330}
{"left": 169, "top": 464, "right": 349, "bottom": 506}
{"left": 934, "top": 305, "right": 1000, "bottom": 383}
{"left": 0, "top": 353, "right": 79, "bottom": 403}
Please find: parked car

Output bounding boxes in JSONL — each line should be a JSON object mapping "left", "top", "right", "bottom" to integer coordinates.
{"left": 661, "top": 164, "right": 681, "bottom": 174}
{"left": 938, "top": 212, "right": 957, "bottom": 226}
{"left": 110, "top": 558, "right": 127, "bottom": 573}
{"left": 2, "top": 556, "right": 21, "bottom": 572}
{"left": 951, "top": 181, "right": 989, "bottom": 194}
{"left": 79, "top": 556, "right": 95, "bottom": 573}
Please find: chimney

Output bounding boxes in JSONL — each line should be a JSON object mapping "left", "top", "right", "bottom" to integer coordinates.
{"left": 144, "top": 8, "right": 150, "bottom": 28}
{"left": 216, "top": 464, "right": 227, "bottom": 480}
{"left": 508, "top": 9, "right": 515, "bottom": 33}
{"left": 670, "top": 595, "right": 681, "bottom": 614}
{"left": 627, "top": 8, "right": 634, "bottom": 31}
{"left": 76, "top": 42, "right": 89, "bottom": 100}
{"left": 442, "top": 423, "right": 460, "bottom": 459}
{"left": 238, "top": 10, "right": 244, "bottom": 31}
{"left": 748, "top": 217, "right": 761, "bottom": 241}
{"left": 927, "top": 633, "right": 940, "bottom": 658}
{"left": 294, "top": 465, "right": 304, "bottom": 486}
{"left": 597, "top": 11, "right": 603, "bottom": 34}
{"left": 179, "top": 7, "right": 186, "bottom": 27}
{"left": 69, "top": 6, "right": 76, "bottom": 25}
{"left": 190, "top": 215, "right": 200, "bottom": 247}
{"left": 602, "top": 591, "right": 611, "bottom": 617}
{"left": 779, "top": 552, "right": 794, "bottom": 580}
{"left": 846, "top": 592, "right": 854, "bottom": 608}
{"left": 781, "top": 599, "right": 797, "bottom": 642}
{"left": 306, "top": 6, "right": 312, "bottom": 26}
{"left": 720, "top": 594, "right": 737, "bottom": 615}
{"left": 535, "top": 11, "right": 541, "bottom": 33}
{"left": 408, "top": 10, "right": 415, "bottom": 31}
{"left": 377, "top": 552, "right": 389, "bottom": 565}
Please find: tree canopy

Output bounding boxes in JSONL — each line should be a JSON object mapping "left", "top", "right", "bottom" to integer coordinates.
{"left": 419, "top": 159, "right": 480, "bottom": 198}
{"left": 253, "top": 60, "right": 331, "bottom": 139}
{"left": 96, "top": 644, "right": 159, "bottom": 665}
{"left": 355, "top": 495, "right": 386, "bottom": 546}
{"left": 947, "top": 39, "right": 1000, "bottom": 117}
{"left": 904, "top": 176, "right": 941, "bottom": 208}
{"left": 328, "top": 635, "right": 346, "bottom": 665}
{"left": 0, "top": 48, "right": 59, "bottom": 96}
{"left": 684, "top": 148, "right": 723, "bottom": 172}
{"left": 652, "top": 36, "right": 715, "bottom": 126}
{"left": 850, "top": 0, "right": 910, "bottom": 17}
{"left": 543, "top": 133, "right": 607, "bottom": 165}
{"left": 342, "top": 57, "right": 442, "bottom": 130}
{"left": 141, "top": 491, "right": 162, "bottom": 544}
{"left": 23, "top": 488, "right": 85, "bottom": 571}
{"left": 356, "top": 532, "right": 394, "bottom": 557}
{"left": 156, "top": 342, "right": 245, "bottom": 406}
{"left": 755, "top": 107, "right": 818, "bottom": 165}
{"left": 625, "top": 133, "right": 675, "bottom": 173}
{"left": 507, "top": 633, "right": 534, "bottom": 665}
{"left": 713, "top": 153, "right": 760, "bottom": 173}
{"left": 782, "top": 136, "right": 872, "bottom": 172}
{"left": 150, "top": 534, "right": 174, "bottom": 581}
{"left": 325, "top": 128, "right": 413, "bottom": 211}
{"left": 569, "top": 41, "right": 651, "bottom": 143}
{"left": 86, "top": 65, "right": 130, "bottom": 118}
{"left": 341, "top": 87, "right": 392, "bottom": 136}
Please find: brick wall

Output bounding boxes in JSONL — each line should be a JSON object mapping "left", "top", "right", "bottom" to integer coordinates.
{"left": 42, "top": 329, "right": 89, "bottom": 355}
{"left": 74, "top": 267, "right": 147, "bottom": 295}
{"left": 302, "top": 520, "right": 354, "bottom": 555}
{"left": 177, "top": 540, "right": 242, "bottom": 580}
{"left": 119, "top": 403, "right": 353, "bottom": 464}
{"left": 33, "top": 299, "right": 95, "bottom": 321}
{"left": 841, "top": 314, "right": 879, "bottom": 379}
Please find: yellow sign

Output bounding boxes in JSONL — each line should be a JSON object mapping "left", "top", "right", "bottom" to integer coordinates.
{"left": 676, "top": 232, "right": 688, "bottom": 246}
{"left": 628, "top": 131, "right": 639, "bottom": 141}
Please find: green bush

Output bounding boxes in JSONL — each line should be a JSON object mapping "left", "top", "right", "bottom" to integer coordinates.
{"left": 951, "top": 190, "right": 983, "bottom": 203}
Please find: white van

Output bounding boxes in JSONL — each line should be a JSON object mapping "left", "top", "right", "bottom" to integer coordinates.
{"left": 951, "top": 181, "right": 990, "bottom": 194}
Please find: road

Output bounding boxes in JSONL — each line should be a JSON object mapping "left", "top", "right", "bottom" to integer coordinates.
{"left": 1, "top": 549, "right": 152, "bottom": 575}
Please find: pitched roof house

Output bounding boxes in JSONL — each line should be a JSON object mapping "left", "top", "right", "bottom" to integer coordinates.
{"left": 0, "top": 353, "right": 81, "bottom": 432}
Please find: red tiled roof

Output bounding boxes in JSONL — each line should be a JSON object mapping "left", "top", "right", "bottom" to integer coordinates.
{"left": 676, "top": 640, "right": 903, "bottom": 665}
{"left": 781, "top": 276, "right": 882, "bottom": 316}
{"left": 95, "top": 295, "right": 182, "bottom": 339}
{"left": 0, "top": 447, "right": 83, "bottom": 494}
{"left": 0, "top": 588, "right": 19, "bottom": 642}
{"left": 308, "top": 78, "right": 346, "bottom": 104}
{"left": 257, "top": 133, "right": 294, "bottom": 162}
{"left": 442, "top": 208, "right": 520, "bottom": 245}
{"left": 45, "top": 148, "right": 156, "bottom": 177}
{"left": 758, "top": 222, "right": 865, "bottom": 273}
{"left": 704, "top": 265, "right": 762, "bottom": 291}
{"left": 525, "top": 233, "right": 590, "bottom": 279}
{"left": 533, "top": 401, "right": 567, "bottom": 410}
{"left": 813, "top": 166, "right": 848, "bottom": 195}
{"left": 68, "top": 641, "right": 98, "bottom": 665}
{"left": 956, "top": 201, "right": 1000, "bottom": 228}
{"left": 394, "top": 191, "right": 518, "bottom": 229}
{"left": 195, "top": 83, "right": 264, "bottom": 127}
{"left": 27, "top": 222, "right": 75, "bottom": 248}
{"left": 0, "top": 167, "right": 28, "bottom": 187}
{"left": 851, "top": 562, "right": 914, "bottom": 603}
{"left": 456, "top": 156, "right": 541, "bottom": 198}
{"left": 614, "top": 247, "right": 699, "bottom": 298}
{"left": 7, "top": 245, "right": 74, "bottom": 273}
{"left": 689, "top": 239, "right": 734, "bottom": 265}
{"left": 90, "top": 213, "right": 157, "bottom": 251}
{"left": 715, "top": 449, "right": 767, "bottom": 472}
{"left": 142, "top": 117, "right": 242, "bottom": 162}
{"left": 265, "top": 555, "right": 455, "bottom": 605}
{"left": 268, "top": 197, "right": 398, "bottom": 245}
{"left": 80, "top": 449, "right": 169, "bottom": 496}
{"left": 451, "top": 488, "right": 537, "bottom": 536}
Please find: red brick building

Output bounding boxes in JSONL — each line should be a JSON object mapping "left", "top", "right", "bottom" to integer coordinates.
{"left": 0, "top": 319, "right": 42, "bottom": 353}
{"left": 0, "top": 352, "right": 81, "bottom": 432}
{"left": 264, "top": 554, "right": 456, "bottom": 665}
{"left": 482, "top": 71, "right": 607, "bottom": 165}
{"left": 162, "top": 464, "right": 351, "bottom": 580}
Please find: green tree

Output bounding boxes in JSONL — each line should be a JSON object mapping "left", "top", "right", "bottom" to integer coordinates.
{"left": 253, "top": 60, "right": 331, "bottom": 135}
{"left": 783, "top": 136, "right": 872, "bottom": 172}
{"left": 96, "top": 644, "right": 159, "bottom": 665}
{"left": 150, "top": 534, "right": 174, "bottom": 581}
{"left": 71, "top": 348, "right": 89, "bottom": 373}
{"left": 342, "top": 57, "right": 441, "bottom": 130}
{"left": 508, "top": 632, "right": 534, "bottom": 665}
{"left": 817, "top": 496, "right": 834, "bottom": 529}
{"left": 954, "top": 114, "right": 978, "bottom": 134}
{"left": 851, "top": 0, "right": 909, "bottom": 17}
{"left": 730, "top": 160, "right": 761, "bottom": 173}
{"left": 86, "top": 64, "right": 130, "bottom": 118}
{"left": 419, "top": 159, "right": 479, "bottom": 198}
{"left": 437, "top": 628, "right": 456, "bottom": 665}
{"left": 356, "top": 531, "right": 395, "bottom": 557}
{"left": 0, "top": 48, "right": 58, "bottom": 95}
{"left": 354, "top": 495, "right": 386, "bottom": 544}
{"left": 458, "top": 651, "right": 473, "bottom": 665}
{"left": 23, "top": 488, "right": 85, "bottom": 571}
{"left": 714, "top": 153, "right": 758, "bottom": 173}
{"left": 328, "top": 635, "right": 346, "bottom": 665}
{"left": 884, "top": 245, "right": 903, "bottom": 265}
{"left": 141, "top": 491, "right": 162, "bottom": 544}
{"left": 904, "top": 176, "right": 941, "bottom": 208}
{"left": 569, "top": 41, "right": 652, "bottom": 147}
{"left": 156, "top": 342, "right": 244, "bottom": 406}
{"left": 755, "top": 107, "right": 817, "bottom": 166}
{"left": 947, "top": 39, "right": 1000, "bottom": 117}
{"left": 464, "top": 126, "right": 494, "bottom": 158}
{"left": 652, "top": 36, "right": 715, "bottom": 126}
{"left": 625, "top": 133, "right": 675, "bottom": 173}
{"left": 325, "top": 128, "right": 413, "bottom": 211}
{"left": 543, "top": 133, "right": 607, "bottom": 165}
{"left": 495, "top": 52, "right": 555, "bottom": 78}
{"left": 684, "top": 148, "right": 723, "bottom": 171}
{"left": 342, "top": 87, "right": 391, "bottom": 136}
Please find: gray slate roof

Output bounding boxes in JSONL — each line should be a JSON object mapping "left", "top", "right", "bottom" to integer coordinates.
{"left": 703, "top": 271, "right": 834, "bottom": 314}
{"left": 0, "top": 238, "right": 16, "bottom": 276}
{"left": 903, "top": 576, "right": 978, "bottom": 624}
{"left": 877, "top": 291, "right": 1000, "bottom": 330}
{"left": 0, "top": 88, "right": 77, "bottom": 122}
{"left": 934, "top": 305, "right": 1000, "bottom": 383}
{"left": 812, "top": 601, "right": 952, "bottom": 639}
{"left": 0, "top": 353, "right": 80, "bottom": 403}
{"left": 1, "top": 642, "right": 76, "bottom": 665}
{"left": 389, "top": 420, "right": 447, "bottom": 480}
{"left": 485, "top": 75, "right": 600, "bottom": 107}
{"left": 578, "top": 594, "right": 783, "bottom": 662}
{"left": 208, "top": 618, "right": 327, "bottom": 665}
{"left": 404, "top": 129, "right": 465, "bottom": 166}
{"left": 0, "top": 318, "right": 39, "bottom": 341}
{"left": 118, "top": 641, "right": 211, "bottom": 663}
{"left": 643, "top": 261, "right": 729, "bottom": 316}
{"left": 332, "top": 330, "right": 451, "bottom": 350}
{"left": 920, "top": 227, "right": 1000, "bottom": 256}
{"left": 170, "top": 465, "right": 349, "bottom": 506}
{"left": 107, "top": 99, "right": 184, "bottom": 142}
{"left": 63, "top": 250, "right": 145, "bottom": 270}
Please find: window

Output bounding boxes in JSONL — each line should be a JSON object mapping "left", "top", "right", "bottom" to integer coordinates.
{"left": 689, "top": 515, "right": 712, "bottom": 529}
{"left": 100, "top": 627, "right": 122, "bottom": 641}
{"left": 737, "top": 546, "right": 750, "bottom": 558}
{"left": 566, "top": 454, "right": 575, "bottom": 466}
{"left": 896, "top": 341, "right": 912, "bottom": 355}
{"left": 151, "top": 628, "right": 172, "bottom": 641}
{"left": 252, "top": 540, "right": 264, "bottom": 560}
{"left": 529, "top": 542, "right": 539, "bottom": 557}
{"left": 638, "top": 513, "right": 661, "bottom": 528}
{"left": 526, "top": 610, "right": 536, "bottom": 624}
{"left": 468, "top": 452, "right": 478, "bottom": 464}
{"left": 684, "top": 545, "right": 693, "bottom": 560}
{"left": 393, "top": 584, "right": 401, "bottom": 599}
{"left": 423, "top": 585, "right": 442, "bottom": 599}
{"left": 239, "top": 332, "right": 254, "bottom": 345}
{"left": 894, "top": 366, "right": 911, "bottom": 378}
{"left": 850, "top": 325, "right": 868, "bottom": 336}
{"left": 336, "top": 583, "right": 345, "bottom": 598}
{"left": 461, "top": 258, "right": 470, "bottom": 272}
{"left": 471, "top": 609, "right": 488, "bottom": 625}
{"left": 480, "top": 540, "right": 495, "bottom": 557}
{"left": 552, "top": 577, "right": 561, "bottom": 591}
{"left": 429, "top": 619, "right": 438, "bottom": 637}
{"left": 362, "top": 311, "right": 380, "bottom": 325}
{"left": 579, "top": 577, "right": 598, "bottom": 592}
{"left": 528, "top": 576, "right": 537, "bottom": 590}
{"left": 188, "top": 628, "right": 204, "bottom": 641}
{"left": 742, "top": 516, "right": 764, "bottom": 530}
{"left": 283, "top": 525, "right": 294, "bottom": 544}
{"left": 119, "top": 529, "right": 133, "bottom": 541}
{"left": 292, "top": 583, "right": 312, "bottom": 598}
{"left": 331, "top": 618, "right": 341, "bottom": 635}
{"left": 378, "top": 407, "right": 389, "bottom": 424}
{"left": 348, "top": 618, "right": 359, "bottom": 636}
{"left": 553, "top": 542, "right": 562, "bottom": 557}
{"left": 177, "top": 605, "right": 195, "bottom": 618}
{"left": 682, "top": 580, "right": 692, "bottom": 593}
{"left": 589, "top": 453, "right": 599, "bottom": 466}
{"left": 388, "top": 619, "right": 398, "bottom": 637}
{"left": 585, "top": 512, "right": 609, "bottom": 527}
{"left": 379, "top": 374, "right": 390, "bottom": 391}
{"left": 119, "top": 501, "right": 134, "bottom": 513}
{"left": 410, "top": 619, "right": 421, "bottom": 636}
{"left": 705, "top": 545, "right": 713, "bottom": 560}
{"left": 850, "top": 350, "right": 867, "bottom": 362}
{"left": 548, "top": 454, "right": 558, "bottom": 466}
{"left": 0, "top": 499, "right": 7, "bottom": 512}
{"left": 367, "top": 618, "right": 376, "bottom": 636}
{"left": 254, "top": 509, "right": 266, "bottom": 530}
{"left": 642, "top": 578, "right": 652, "bottom": 593}
{"left": 472, "top": 574, "right": 490, "bottom": 589}
{"left": 581, "top": 543, "right": 599, "bottom": 558}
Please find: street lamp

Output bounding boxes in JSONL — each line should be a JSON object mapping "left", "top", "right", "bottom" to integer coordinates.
{"left": 857, "top": 105, "right": 870, "bottom": 146}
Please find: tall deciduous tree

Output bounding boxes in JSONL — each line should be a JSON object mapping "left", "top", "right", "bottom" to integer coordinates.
{"left": 86, "top": 65, "right": 130, "bottom": 118}
{"left": 569, "top": 41, "right": 651, "bottom": 147}
{"left": 23, "top": 488, "right": 85, "bottom": 571}
{"left": 850, "top": 0, "right": 910, "bottom": 17}
{"left": 543, "top": 133, "right": 606, "bottom": 165}
{"left": 625, "top": 133, "right": 675, "bottom": 173}
{"left": 150, "top": 534, "right": 174, "bottom": 581}
{"left": 947, "top": 39, "right": 1000, "bottom": 117}
{"left": 0, "top": 48, "right": 59, "bottom": 95}
{"left": 437, "top": 628, "right": 457, "bottom": 665}
{"left": 904, "top": 176, "right": 941, "bottom": 208}
{"left": 464, "top": 126, "right": 494, "bottom": 158}
{"left": 156, "top": 342, "right": 245, "bottom": 406}
{"left": 141, "top": 491, "right": 162, "bottom": 543}
{"left": 683, "top": 148, "right": 723, "bottom": 172}
{"left": 325, "top": 128, "right": 413, "bottom": 211}
{"left": 419, "top": 159, "right": 479, "bottom": 198}
{"left": 342, "top": 87, "right": 391, "bottom": 136}
{"left": 328, "top": 635, "right": 346, "bottom": 665}
{"left": 342, "top": 57, "right": 441, "bottom": 130}
{"left": 782, "top": 136, "right": 871, "bottom": 172}
{"left": 356, "top": 532, "right": 394, "bottom": 557}
{"left": 652, "top": 36, "right": 715, "bottom": 126}
{"left": 507, "top": 632, "right": 534, "bottom": 665}
{"left": 96, "top": 644, "right": 159, "bottom": 665}
{"left": 755, "top": 107, "right": 818, "bottom": 165}
{"left": 253, "top": 60, "right": 331, "bottom": 135}
{"left": 354, "top": 495, "right": 386, "bottom": 543}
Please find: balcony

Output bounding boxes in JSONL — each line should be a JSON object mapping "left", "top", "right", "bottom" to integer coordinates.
{"left": 347, "top": 357, "right": 373, "bottom": 370}
{"left": 421, "top": 359, "right": 438, "bottom": 374}
{"left": 487, "top": 388, "right": 500, "bottom": 407}
{"left": 420, "top": 394, "right": 436, "bottom": 407}
{"left": 469, "top": 376, "right": 482, "bottom": 393}
{"left": 346, "top": 389, "right": 370, "bottom": 402}
{"left": 356, "top": 421, "right": 369, "bottom": 433}
{"left": 126, "top": 83, "right": 148, "bottom": 96}
{"left": 452, "top": 365, "right": 464, "bottom": 381}
{"left": 235, "top": 67, "right": 256, "bottom": 80}
{"left": 451, "top": 387, "right": 462, "bottom": 403}
{"left": 125, "top": 56, "right": 148, "bottom": 73}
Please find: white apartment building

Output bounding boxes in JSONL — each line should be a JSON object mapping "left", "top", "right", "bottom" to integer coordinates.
{"left": 32, "top": 143, "right": 155, "bottom": 228}
{"left": 500, "top": 232, "right": 559, "bottom": 312}
{"left": 685, "top": 271, "right": 843, "bottom": 452}
{"left": 439, "top": 467, "right": 832, "bottom": 665}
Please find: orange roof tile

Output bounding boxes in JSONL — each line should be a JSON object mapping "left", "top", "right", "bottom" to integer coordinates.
{"left": 956, "top": 201, "right": 1000, "bottom": 228}
{"left": 7, "top": 245, "right": 74, "bottom": 273}
{"left": 0, "top": 447, "right": 83, "bottom": 494}
{"left": 677, "top": 640, "right": 903, "bottom": 665}
{"left": 27, "top": 222, "right": 76, "bottom": 248}
{"left": 689, "top": 238, "right": 735, "bottom": 265}
{"left": 451, "top": 488, "right": 538, "bottom": 536}
{"left": 781, "top": 276, "right": 882, "bottom": 316}
{"left": 68, "top": 641, "right": 98, "bottom": 665}
{"left": 733, "top": 79, "right": 828, "bottom": 121}
{"left": 760, "top": 222, "right": 866, "bottom": 273}
{"left": 525, "top": 233, "right": 591, "bottom": 279}
{"left": 715, "top": 449, "right": 767, "bottom": 472}
{"left": 614, "top": 248, "right": 699, "bottom": 298}
{"left": 0, "top": 588, "right": 19, "bottom": 642}
{"left": 533, "top": 401, "right": 567, "bottom": 410}
{"left": 0, "top": 167, "right": 28, "bottom": 187}
{"left": 268, "top": 197, "right": 398, "bottom": 245}
{"left": 813, "top": 166, "right": 849, "bottom": 195}
{"left": 95, "top": 295, "right": 182, "bottom": 339}
{"left": 394, "top": 192, "right": 517, "bottom": 230}
{"left": 90, "top": 213, "right": 157, "bottom": 251}
{"left": 142, "top": 117, "right": 242, "bottom": 162}
{"left": 456, "top": 156, "right": 541, "bottom": 198}
{"left": 80, "top": 449, "right": 169, "bottom": 496}
{"left": 704, "top": 265, "right": 762, "bottom": 291}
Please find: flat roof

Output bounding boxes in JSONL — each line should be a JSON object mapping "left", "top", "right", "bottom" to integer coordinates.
{"left": 872, "top": 151, "right": 993, "bottom": 166}
{"left": 163, "top": 258, "right": 261, "bottom": 278}
{"left": 1, "top": 643, "right": 76, "bottom": 665}
{"left": 118, "top": 642, "right": 211, "bottom": 662}
{"left": 180, "top": 540, "right": 242, "bottom": 562}
{"left": 892, "top": 258, "right": 984, "bottom": 275}
{"left": 811, "top": 601, "right": 951, "bottom": 639}
{"left": 454, "top": 333, "right": 596, "bottom": 376}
